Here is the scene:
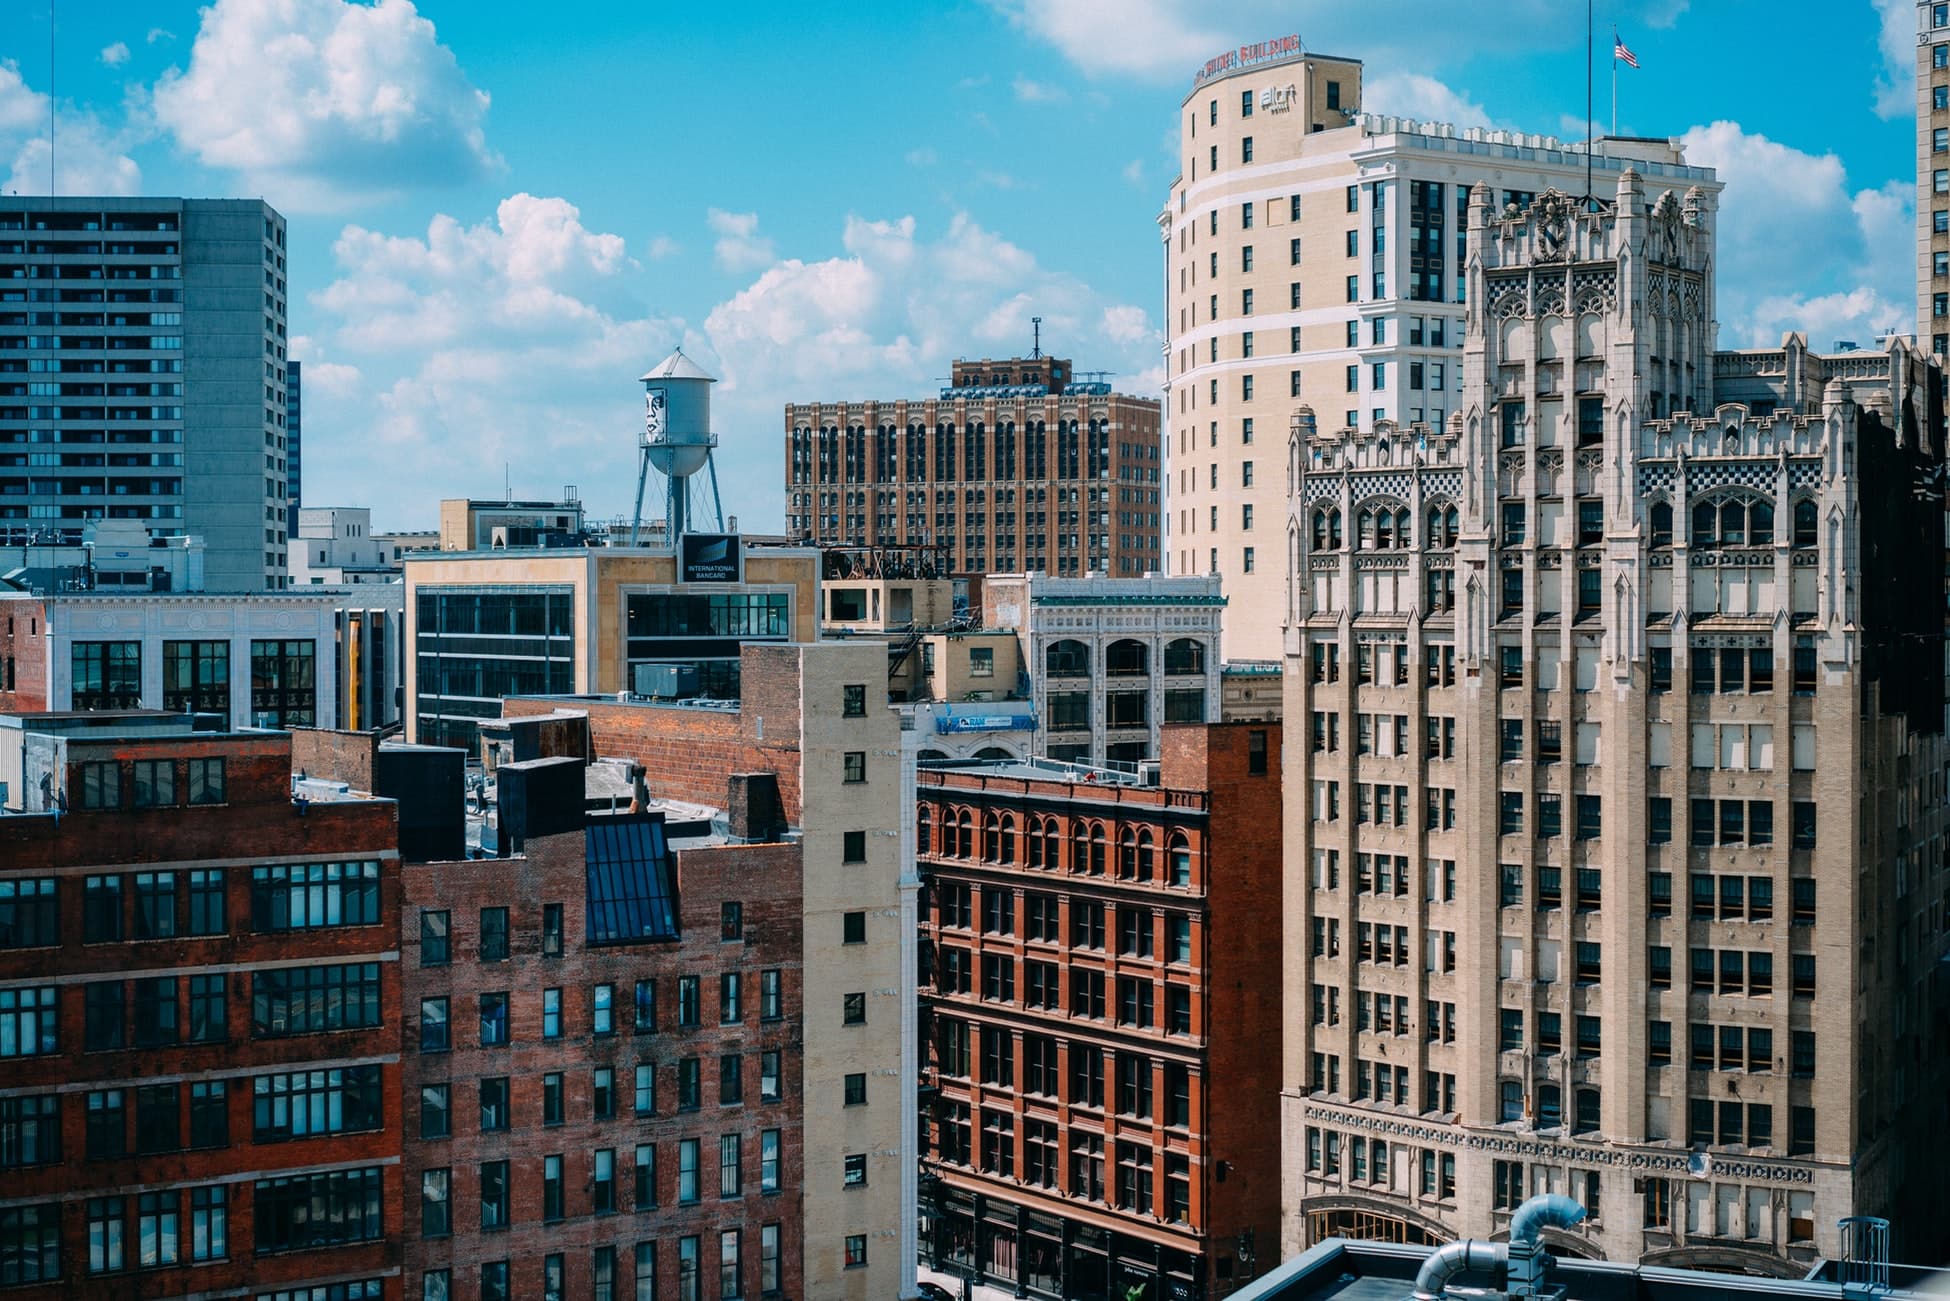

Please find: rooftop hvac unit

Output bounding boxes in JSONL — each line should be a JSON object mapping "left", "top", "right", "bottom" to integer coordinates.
{"left": 634, "top": 663, "right": 699, "bottom": 701}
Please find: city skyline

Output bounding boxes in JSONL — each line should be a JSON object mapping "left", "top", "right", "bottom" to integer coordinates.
{"left": 0, "top": 0, "right": 1921, "bottom": 534}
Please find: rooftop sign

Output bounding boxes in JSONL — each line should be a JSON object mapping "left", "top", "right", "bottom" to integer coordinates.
{"left": 1194, "top": 34, "right": 1302, "bottom": 87}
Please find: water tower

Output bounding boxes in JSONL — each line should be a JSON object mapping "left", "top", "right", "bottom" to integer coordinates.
{"left": 631, "top": 348, "right": 725, "bottom": 545}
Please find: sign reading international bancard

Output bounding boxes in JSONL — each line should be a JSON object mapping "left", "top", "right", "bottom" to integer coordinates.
{"left": 680, "top": 533, "right": 742, "bottom": 583}
{"left": 1193, "top": 34, "right": 1303, "bottom": 86}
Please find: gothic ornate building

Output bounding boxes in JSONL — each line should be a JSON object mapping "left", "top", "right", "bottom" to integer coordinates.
{"left": 1283, "top": 168, "right": 1950, "bottom": 1270}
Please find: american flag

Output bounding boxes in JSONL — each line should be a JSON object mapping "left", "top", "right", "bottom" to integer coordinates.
{"left": 1614, "top": 35, "right": 1639, "bottom": 68}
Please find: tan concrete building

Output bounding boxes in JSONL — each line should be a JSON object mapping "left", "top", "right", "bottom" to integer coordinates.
{"left": 1922, "top": 2, "right": 1950, "bottom": 357}
{"left": 401, "top": 541, "right": 819, "bottom": 751}
{"left": 499, "top": 640, "right": 917, "bottom": 1299}
{"left": 1283, "top": 171, "right": 1950, "bottom": 1269}
{"left": 1161, "top": 42, "right": 1715, "bottom": 658}
{"left": 984, "top": 572, "right": 1226, "bottom": 767}
{"left": 785, "top": 354, "right": 1163, "bottom": 578}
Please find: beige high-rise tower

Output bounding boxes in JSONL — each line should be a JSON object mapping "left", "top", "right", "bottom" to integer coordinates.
{"left": 1161, "top": 44, "right": 1713, "bottom": 659}
{"left": 1922, "top": 2, "right": 1950, "bottom": 357}
{"left": 1282, "top": 167, "right": 1950, "bottom": 1270}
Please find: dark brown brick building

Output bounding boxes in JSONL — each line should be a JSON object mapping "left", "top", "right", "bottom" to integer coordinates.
{"left": 917, "top": 722, "right": 1283, "bottom": 1301}
{"left": 397, "top": 757, "right": 807, "bottom": 1301}
{"left": 0, "top": 711, "right": 402, "bottom": 1299}
{"left": 785, "top": 355, "right": 1164, "bottom": 578}
{"left": 0, "top": 597, "right": 49, "bottom": 712}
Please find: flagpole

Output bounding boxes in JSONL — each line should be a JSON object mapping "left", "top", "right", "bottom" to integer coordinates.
{"left": 1585, "top": 0, "right": 1593, "bottom": 206}
{"left": 1611, "top": 26, "right": 1618, "bottom": 138}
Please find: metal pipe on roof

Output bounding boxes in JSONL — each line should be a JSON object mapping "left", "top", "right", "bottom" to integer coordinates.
{"left": 1409, "top": 1194, "right": 1586, "bottom": 1299}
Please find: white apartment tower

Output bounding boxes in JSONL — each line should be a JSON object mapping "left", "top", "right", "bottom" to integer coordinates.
{"left": 1162, "top": 46, "right": 1715, "bottom": 658}
{"left": 1282, "top": 168, "right": 1950, "bottom": 1270}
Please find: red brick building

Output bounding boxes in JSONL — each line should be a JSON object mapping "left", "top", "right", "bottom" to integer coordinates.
{"left": 0, "top": 597, "right": 49, "bottom": 712}
{"left": 398, "top": 804, "right": 805, "bottom": 1301}
{"left": 784, "top": 355, "right": 1165, "bottom": 578}
{"left": 0, "top": 711, "right": 403, "bottom": 1299}
{"left": 917, "top": 722, "right": 1283, "bottom": 1301}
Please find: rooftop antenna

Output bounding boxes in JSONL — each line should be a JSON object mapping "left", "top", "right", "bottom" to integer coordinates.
{"left": 633, "top": 349, "right": 724, "bottom": 545}
{"left": 1031, "top": 317, "right": 1042, "bottom": 360}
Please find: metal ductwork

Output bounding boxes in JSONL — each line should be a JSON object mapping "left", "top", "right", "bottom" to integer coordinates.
{"left": 1410, "top": 1194, "right": 1587, "bottom": 1300}
{"left": 1410, "top": 1240, "right": 1506, "bottom": 1301}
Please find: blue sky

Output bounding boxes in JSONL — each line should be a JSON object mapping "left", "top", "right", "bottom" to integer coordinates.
{"left": 0, "top": 0, "right": 1919, "bottom": 530}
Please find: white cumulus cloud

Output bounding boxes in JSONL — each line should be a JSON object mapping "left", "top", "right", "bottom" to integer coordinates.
{"left": 100, "top": 42, "right": 131, "bottom": 67}
{"left": 699, "top": 212, "right": 1160, "bottom": 525}
{"left": 152, "top": 0, "right": 498, "bottom": 210}
{"left": 707, "top": 209, "right": 776, "bottom": 272}
{"left": 1679, "top": 121, "right": 1911, "bottom": 350}
{"left": 1363, "top": 73, "right": 1501, "bottom": 130}
{"left": 1870, "top": 0, "right": 1914, "bottom": 119}
{"left": 991, "top": 0, "right": 1713, "bottom": 83}
{"left": 1012, "top": 74, "right": 1069, "bottom": 104}
{"left": 300, "top": 194, "right": 681, "bottom": 521}
{"left": 0, "top": 61, "right": 144, "bottom": 196}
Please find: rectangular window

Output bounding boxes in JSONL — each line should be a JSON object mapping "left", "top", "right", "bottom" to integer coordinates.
{"left": 421, "top": 1168, "right": 451, "bottom": 1238}
{"left": 479, "top": 907, "right": 509, "bottom": 960}
{"left": 635, "top": 978, "right": 658, "bottom": 1032}
{"left": 253, "top": 1065, "right": 384, "bottom": 1142}
{"left": 251, "top": 862, "right": 381, "bottom": 932}
{"left": 478, "top": 1160, "right": 509, "bottom": 1230}
{"left": 419, "top": 997, "right": 449, "bottom": 1052}
{"left": 479, "top": 992, "right": 510, "bottom": 1046}
{"left": 544, "top": 987, "right": 563, "bottom": 1037}
{"left": 189, "top": 1185, "right": 226, "bottom": 1262}
{"left": 187, "top": 757, "right": 226, "bottom": 806}
{"left": 250, "top": 964, "right": 381, "bottom": 1038}
{"left": 594, "top": 1147, "right": 617, "bottom": 1214}
{"left": 253, "top": 1166, "right": 384, "bottom": 1252}
{"left": 420, "top": 910, "right": 450, "bottom": 965}
{"left": 420, "top": 1082, "right": 450, "bottom": 1139}
{"left": 132, "top": 760, "right": 176, "bottom": 809}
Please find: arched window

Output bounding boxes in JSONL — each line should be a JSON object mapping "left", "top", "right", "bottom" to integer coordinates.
{"left": 1106, "top": 639, "right": 1149, "bottom": 677}
{"left": 1537, "top": 1083, "right": 1562, "bottom": 1130}
{"left": 1394, "top": 508, "right": 1412, "bottom": 548}
{"left": 1793, "top": 498, "right": 1817, "bottom": 547}
{"left": 1047, "top": 639, "right": 1090, "bottom": 678}
{"left": 1357, "top": 508, "right": 1378, "bottom": 550}
{"left": 1374, "top": 509, "right": 1395, "bottom": 549}
{"left": 1164, "top": 638, "right": 1206, "bottom": 675}
{"left": 1573, "top": 1088, "right": 1601, "bottom": 1135}
{"left": 1090, "top": 823, "right": 1108, "bottom": 876}
{"left": 1328, "top": 509, "right": 1343, "bottom": 549}
{"left": 1026, "top": 816, "right": 1044, "bottom": 869}
{"left": 917, "top": 806, "right": 931, "bottom": 856}
{"left": 1649, "top": 500, "right": 1673, "bottom": 548}
{"left": 1749, "top": 500, "right": 1774, "bottom": 545}
{"left": 997, "top": 816, "right": 1016, "bottom": 865}
{"left": 1692, "top": 492, "right": 1773, "bottom": 548}
{"left": 1118, "top": 828, "right": 1138, "bottom": 880}
{"left": 1135, "top": 829, "right": 1155, "bottom": 883}
{"left": 983, "top": 813, "right": 1002, "bottom": 862}
{"left": 1312, "top": 509, "right": 1334, "bottom": 550}
{"left": 1427, "top": 504, "right": 1458, "bottom": 548}
{"left": 955, "top": 809, "right": 973, "bottom": 859}
{"left": 1071, "top": 822, "right": 1090, "bottom": 875}
{"left": 1042, "top": 818, "right": 1061, "bottom": 870}
{"left": 1166, "top": 834, "right": 1192, "bottom": 887}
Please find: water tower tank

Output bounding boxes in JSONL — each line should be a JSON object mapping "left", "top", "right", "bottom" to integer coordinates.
{"left": 640, "top": 349, "right": 716, "bottom": 480}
